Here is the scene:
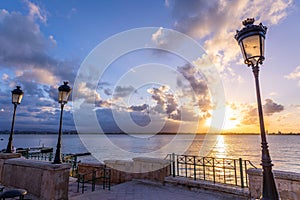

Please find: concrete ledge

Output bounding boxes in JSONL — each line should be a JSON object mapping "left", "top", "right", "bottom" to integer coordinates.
{"left": 133, "top": 157, "right": 170, "bottom": 165}
{"left": 0, "top": 153, "right": 21, "bottom": 159}
{"left": 248, "top": 168, "right": 300, "bottom": 181}
{"left": 165, "top": 176, "right": 250, "bottom": 200}
{"left": 5, "top": 158, "right": 70, "bottom": 170}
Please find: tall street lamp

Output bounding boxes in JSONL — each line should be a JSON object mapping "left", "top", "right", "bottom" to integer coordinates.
{"left": 235, "top": 18, "right": 279, "bottom": 199}
{"left": 53, "top": 81, "right": 72, "bottom": 164}
{"left": 6, "top": 86, "right": 24, "bottom": 153}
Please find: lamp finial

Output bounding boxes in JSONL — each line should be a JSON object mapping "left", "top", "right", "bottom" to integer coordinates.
{"left": 242, "top": 18, "right": 255, "bottom": 26}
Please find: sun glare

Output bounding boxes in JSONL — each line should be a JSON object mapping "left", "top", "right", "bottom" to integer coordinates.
{"left": 205, "top": 105, "right": 241, "bottom": 131}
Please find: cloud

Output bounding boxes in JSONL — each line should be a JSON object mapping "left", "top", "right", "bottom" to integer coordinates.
{"left": 74, "top": 82, "right": 101, "bottom": 103}
{"left": 239, "top": 99, "right": 284, "bottom": 125}
{"left": 151, "top": 27, "right": 166, "bottom": 47}
{"left": 0, "top": 9, "right": 51, "bottom": 68}
{"left": 104, "top": 88, "right": 112, "bottom": 96}
{"left": 145, "top": 64, "right": 211, "bottom": 122}
{"left": 16, "top": 68, "right": 57, "bottom": 85}
{"left": 166, "top": 0, "right": 293, "bottom": 74}
{"left": 113, "top": 85, "right": 135, "bottom": 99}
{"left": 177, "top": 64, "right": 210, "bottom": 112}
{"left": 263, "top": 99, "right": 284, "bottom": 116}
{"left": 0, "top": 7, "right": 77, "bottom": 83}
{"left": 25, "top": 0, "right": 47, "bottom": 23}
{"left": 49, "top": 35, "right": 57, "bottom": 46}
{"left": 285, "top": 65, "right": 300, "bottom": 86}
{"left": 2, "top": 73, "right": 9, "bottom": 81}
{"left": 147, "top": 85, "right": 180, "bottom": 120}
{"left": 129, "top": 104, "right": 148, "bottom": 112}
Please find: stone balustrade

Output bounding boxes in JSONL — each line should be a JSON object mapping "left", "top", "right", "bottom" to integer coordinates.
{"left": 248, "top": 168, "right": 300, "bottom": 200}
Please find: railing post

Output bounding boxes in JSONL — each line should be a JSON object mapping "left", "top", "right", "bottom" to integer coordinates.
{"left": 239, "top": 158, "right": 244, "bottom": 188}
{"left": 203, "top": 157, "right": 206, "bottom": 180}
{"left": 82, "top": 174, "right": 85, "bottom": 193}
{"left": 49, "top": 152, "right": 53, "bottom": 161}
{"left": 244, "top": 160, "right": 248, "bottom": 187}
{"left": 172, "top": 153, "right": 176, "bottom": 177}
{"left": 176, "top": 155, "right": 179, "bottom": 176}
{"left": 77, "top": 174, "right": 80, "bottom": 192}
{"left": 185, "top": 155, "right": 188, "bottom": 178}
{"left": 234, "top": 160, "right": 237, "bottom": 186}
{"left": 213, "top": 158, "right": 215, "bottom": 184}
{"left": 223, "top": 159, "right": 226, "bottom": 184}
{"left": 193, "top": 156, "right": 196, "bottom": 180}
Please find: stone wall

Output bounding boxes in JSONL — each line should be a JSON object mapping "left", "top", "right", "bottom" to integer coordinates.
{"left": 0, "top": 154, "right": 70, "bottom": 200}
{"left": 248, "top": 168, "right": 300, "bottom": 200}
{"left": 0, "top": 153, "right": 21, "bottom": 183}
{"left": 75, "top": 157, "right": 171, "bottom": 185}
{"left": 77, "top": 162, "right": 106, "bottom": 183}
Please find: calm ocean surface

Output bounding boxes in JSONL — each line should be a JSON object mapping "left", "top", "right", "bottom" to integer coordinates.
{"left": 0, "top": 134, "right": 299, "bottom": 173}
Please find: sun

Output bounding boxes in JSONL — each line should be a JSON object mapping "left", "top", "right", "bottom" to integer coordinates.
{"left": 205, "top": 105, "right": 241, "bottom": 131}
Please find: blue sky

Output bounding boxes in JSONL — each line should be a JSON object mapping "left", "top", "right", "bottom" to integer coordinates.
{"left": 0, "top": 0, "right": 299, "bottom": 133}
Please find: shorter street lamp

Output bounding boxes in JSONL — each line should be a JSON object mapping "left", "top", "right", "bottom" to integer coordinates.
{"left": 53, "top": 82, "right": 72, "bottom": 164}
{"left": 6, "top": 86, "right": 24, "bottom": 153}
{"left": 235, "top": 18, "right": 279, "bottom": 199}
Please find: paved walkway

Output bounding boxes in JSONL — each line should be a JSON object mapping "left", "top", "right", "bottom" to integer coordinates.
{"left": 69, "top": 179, "right": 236, "bottom": 200}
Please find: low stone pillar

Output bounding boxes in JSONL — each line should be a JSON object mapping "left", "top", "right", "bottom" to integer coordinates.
{"left": 0, "top": 153, "right": 21, "bottom": 183}
{"left": 2, "top": 158, "right": 70, "bottom": 200}
{"left": 104, "top": 160, "right": 134, "bottom": 183}
{"left": 132, "top": 157, "right": 170, "bottom": 182}
{"left": 104, "top": 157, "right": 170, "bottom": 184}
{"left": 248, "top": 168, "right": 300, "bottom": 200}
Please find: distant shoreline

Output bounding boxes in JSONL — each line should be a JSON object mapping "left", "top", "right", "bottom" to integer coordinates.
{"left": 0, "top": 131, "right": 299, "bottom": 135}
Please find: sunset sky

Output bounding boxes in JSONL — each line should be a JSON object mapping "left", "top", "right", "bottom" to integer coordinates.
{"left": 0, "top": 0, "right": 299, "bottom": 133}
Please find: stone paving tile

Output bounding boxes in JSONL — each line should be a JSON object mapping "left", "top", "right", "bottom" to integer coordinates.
{"left": 69, "top": 179, "right": 234, "bottom": 200}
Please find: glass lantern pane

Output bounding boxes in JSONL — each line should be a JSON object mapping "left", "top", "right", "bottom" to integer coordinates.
{"left": 59, "top": 91, "right": 70, "bottom": 103}
{"left": 18, "top": 94, "right": 23, "bottom": 104}
{"left": 261, "top": 36, "right": 265, "bottom": 58}
{"left": 12, "top": 94, "right": 23, "bottom": 104}
{"left": 242, "top": 35, "right": 261, "bottom": 60}
{"left": 12, "top": 94, "right": 19, "bottom": 103}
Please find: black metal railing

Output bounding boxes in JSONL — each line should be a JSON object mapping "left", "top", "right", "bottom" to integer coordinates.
{"left": 165, "top": 153, "right": 257, "bottom": 188}
{"left": 23, "top": 151, "right": 54, "bottom": 161}
{"left": 77, "top": 166, "right": 111, "bottom": 193}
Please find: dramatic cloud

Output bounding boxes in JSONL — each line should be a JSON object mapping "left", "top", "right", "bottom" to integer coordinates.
{"left": 148, "top": 85, "right": 171, "bottom": 114}
{"left": 143, "top": 63, "right": 211, "bottom": 122}
{"left": 0, "top": 9, "right": 52, "bottom": 68}
{"left": 285, "top": 65, "right": 300, "bottom": 86}
{"left": 177, "top": 64, "right": 210, "bottom": 112}
{"left": 167, "top": 0, "right": 293, "bottom": 73}
{"left": 147, "top": 85, "right": 180, "bottom": 120}
{"left": 0, "top": 1, "right": 78, "bottom": 87}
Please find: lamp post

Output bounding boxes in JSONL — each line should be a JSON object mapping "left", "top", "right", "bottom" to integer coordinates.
{"left": 6, "top": 86, "right": 24, "bottom": 153}
{"left": 235, "top": 18, "right": 279, "bottom": 199}
{"left": 53, "top": 81, "right": 72, "bottom": 164}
